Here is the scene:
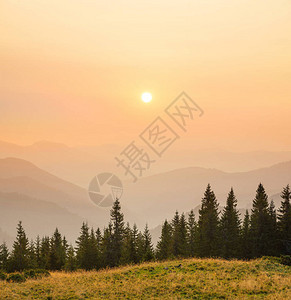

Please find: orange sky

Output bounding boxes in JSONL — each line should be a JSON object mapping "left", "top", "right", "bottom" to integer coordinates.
{"left": 0, "top": 0, "right": 291, "bottom": 151}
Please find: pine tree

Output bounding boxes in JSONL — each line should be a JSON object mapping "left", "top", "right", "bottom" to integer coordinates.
{"left": 220, "top": 188, "right": 241, "bottom": 258}
{"left": 62, "top": 236, "right": 69, "bottom": 266}
{"left": 40, "top": 236, "right": 50, "bottom": 269}
{"left": 250, "top": 183, "right": 272, "bottom": 257}
{"left": 102, "top": 222, "right": 114, "bottom": 267}
{"left": 65, "top": 245, "right": 77, "bottom": 271}
{"left": 197, "top": 184, "right": 220, "bottom": 257}
{"left": 171, "top": 211, "right": 180, "bottom": 257}
{"left": 179, "top": 213, "right": 189, "bottom": 257}
{"left": 136, "top": 231, "right": 145, "bottom": 263}
{"left": 268, "top": 200, "right": 278, "bottom": 256}
{"left": 95, "top": 227, "right": 103, "bottom": 269}
{"left": 277, "top": 185, "right": 291, "bottom": 255}
{"left": 110, "top": 199, "right": 125, "bottom": 266}
{"left": 171, "top": 212, "right": 188, "bottom": 257}
{"left": 156, "top": 220, "right": 172, "bottom": 260}
{"left": 95, "top": 228, "right": 102, "bottom": 250}
{"left": 143, "top": 224, "right": 154, "bottom": 261}
{"left": 120, "top": 223, "right": 139, "bottom": 265}
{"left": 187, "top": 210, "right": 197, "bottom": 257}
{"left": 62, "top": 236, "right": 69, "bottom": 252}
{"left": 121, "top": 223, "right": 133, "bottom": 265}
{"left": 0, "top": 242, "right": 9, "bottom": 271}
{"left": 240, "top": 210, "right": 252, "bottom": 259}
{"left": 28, "top": 239, "right": 37, "bottom": 269}
{"left": 75, "top": 223, "right": 92, "bottom": 270}
{"left": 49, "top": 228, "right": 66, "bottom": 270}
{"left": 88, "top": 228, "right": 99, "bottom": 269}
{"left": 35, "top": 235, "right": 41, "bottom": 268}
{"left": 131, "top": 224, "right": 139, "bottom": 264}
{"left": 8, "top": 221, "right": 29, "bottom": 271}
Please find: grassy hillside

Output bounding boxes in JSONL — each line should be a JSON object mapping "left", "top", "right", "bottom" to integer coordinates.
{"left": 1, "top": 258, "right": 290, "bottom": 299}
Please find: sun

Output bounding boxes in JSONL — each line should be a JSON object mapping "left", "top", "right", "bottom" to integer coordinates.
{"left": 141, "top": 92, "right": 152, "bottom": 103}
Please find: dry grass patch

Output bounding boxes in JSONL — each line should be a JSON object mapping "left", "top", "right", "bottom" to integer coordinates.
{"left": 0, "top": 258, "right": 290, "bottom": 299}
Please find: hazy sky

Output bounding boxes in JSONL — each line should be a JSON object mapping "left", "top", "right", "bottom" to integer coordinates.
{"left": 1, "top": 0, "right": 291, "bottom": 151}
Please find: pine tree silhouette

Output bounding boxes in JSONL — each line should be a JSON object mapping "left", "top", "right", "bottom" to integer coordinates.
{"left": 197, "top": 184, "right": 220, "bottom": 257}
{"left": 278, "top": 185, "right": 291, "bottom": 254}
{"left": 9, "top": 221, "right": 29, "bottom": 271}
{"left": 156, "top": 220, "right": 172, "bottom": 260}
{"left": 220, "top": 188, "right": 241, "bottom": 258}
{"left": 250, "top": 183, "right": 273, "bottom": 257}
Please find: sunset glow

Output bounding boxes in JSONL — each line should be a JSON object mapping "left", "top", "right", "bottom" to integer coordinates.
{"left": 0, "top": 1, "right": 290, "bottom": 150}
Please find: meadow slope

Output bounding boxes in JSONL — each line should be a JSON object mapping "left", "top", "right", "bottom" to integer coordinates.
{"left": 1, "top": 258, "right": 290, "bottom": 299}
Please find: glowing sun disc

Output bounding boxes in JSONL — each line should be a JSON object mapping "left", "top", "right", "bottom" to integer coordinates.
{"left": 141, "top": 92, "right": 152, "bottom": 103}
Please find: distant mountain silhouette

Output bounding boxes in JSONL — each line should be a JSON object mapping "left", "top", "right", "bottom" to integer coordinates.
{"left": 0, "top": 158, "right": 110, "bottom": 236}
{"left": 0, "top": 192, "right": 86, "bottom": 248}
{"left": 0, "top": 156, "right": 290, "bottom": 245}
{"left": 0, "top": 140, "right": 123, "bottom": 187}
{"left": 0, "top": 157, "right": 135, "bottom": 244}
{"left": 1, "top": 140, "right": 291, "bottom": 187}
{"left": 0, "top": 157, "right": 85, "bottom": 199}
{"left": 123, "top": 161, "right": 291, "bottom": 227}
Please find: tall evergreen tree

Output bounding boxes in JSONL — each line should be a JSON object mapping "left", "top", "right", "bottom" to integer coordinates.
{"left": 187, "top": 210, "right": 197, "bottom": 257}
{"left": 277, "top": 185, "right": 291, "bottom": 254}
{"left": 120, "top": 223, "right": 140, "bottom": 265}
{"left": 131, "top": 224, "right": 139, "bottom": 264}
{"left": 220, "top": 188, "right": 241, "bottom": 258}
{"left": 171, "top": 211, "right": 181, "bottom": 257}
{"left": 95, "top": 227, "right": 103, "bottom": 269}
{"left": 75, "top": 223, "right": 92, "bottom": 270}
{"left": 156, "top": 220, "right": 172, "bottom": 260}
{"left": 197, "top": 184, "right": 220, "bottom": 257}
{"left": 0, "top": 242, "right": 9, "bottom": 271}
{"left": 102, "top": 222, "right": 114, "bottom": 267}
{"left": 95, "top": 228, "right": 102, "bottom": 250}
{"left": 40, "top": 236, "right": 50, "bottom": 269}
{"left": 28, "top": 239, "right": 37, "bottom": 269}
{"left": 65, "top": 244, "right": 77, "bottom": 271}
{"left": 170, "top": 211, "right": 189, "bottom": 257}
{"left": 267, "top": 200, "right": 278, "bottom": 256}
{"left": 35, "top": 235, "right": 41, "bottom": 268}
{"left": 250, "top": 183, "right": 272, "bottom": 257}
{"left": 49, "top": 228, "right": 66, "bottom": 270}
{"left": 179, "top": 213, "right": 189, "bottom": 257}
{"left": 142, "top": 224, "right": 154, "bottom": 261}
{"left": 136, "top": 231, "right": 145, "bottom": 263}
{"left": 110, "top": 199, "right": 125, "bottom": 266}
{"left": 87, "top": 229, "right": 99, "bottom": 269}
{"left": 61, "top": 236, "right": 69, "bottom": 268}
{"left": 62, "top": 236, "right": 69, "bottom": 252}
{"left": 121, "top": 223, "right": 134, "bottom": 265}
{"left": 240, "top": 210, "right": 252, "bottom": 259}
{"left": 8, "top": 221, "right": 29, "bottom": 271}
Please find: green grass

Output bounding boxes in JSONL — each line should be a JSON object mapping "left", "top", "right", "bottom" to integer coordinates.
{"left": 1, "top": 258, "right": 290, "bottom": 299}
